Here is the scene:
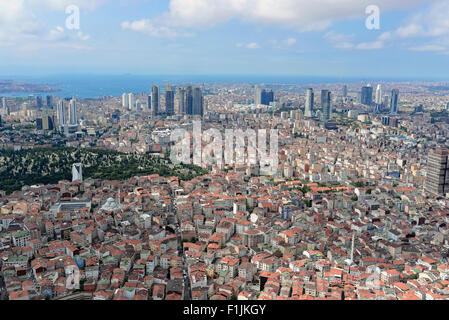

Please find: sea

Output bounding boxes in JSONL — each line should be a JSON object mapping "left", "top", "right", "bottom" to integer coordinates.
{"left": 0, "top": 74, "right": 435, "bottom": 99}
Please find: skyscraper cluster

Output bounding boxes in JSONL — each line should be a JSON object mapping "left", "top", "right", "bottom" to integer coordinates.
{"left": 56, "top": 98, "right": 78, "bottom": 128}
{"left": 254, "top": 86, "right": 274, "bottom": 106}
{"left": 122, "top": 93, "right": 136, "bottom": 111}
{"left": 121, "top": 84, "right": 203, "bottom": 117}
{"left": 177, "top": 85, "right": 203, "bottom": 116}
{"left": 357, "top": 84, "right": 399, "bottom": 115}
{"left": 303, "top": 88, "right": 332, "bottom": 121}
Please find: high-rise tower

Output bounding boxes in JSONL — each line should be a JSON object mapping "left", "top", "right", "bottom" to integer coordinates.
{"left": 177, "top": 88, "right": 186, "bottom": 115}
{"left": 255, "top": 85, "right": 262, "bottom": 105}
{"left": 128, "top": 93, "right": 134, "bottom": 111}
{"left": 122, "top": 93, "right": 129, "bottom": 109}
{"left": 425, "top": 148, "right": 449, "bottom": 196}
{"left": 390, "top": 89, "right": 399, "bottom": 115}
{"left": 193, "top": 86, "right": 203, "bottom": 116}
{"left": 186, "top": 86, "right": 193, "bottom": 115}
{"left": 151, "top": 85, "right": 159, "bottom": 116}
{"left": 304, "top": 88, "right": 314, "bottom": 118}
{"left": 69, "top": 99, "right": 77, "bottom": 125}
{"left": 361, "top": 85, "right": 373, "bottom": 106}
{"left": 342, "top": 85, "right": 348, "bottom": 99}
{"left": 321, "top": 90, "right": 332, "bottom": 122}
{"left": 375, "top": 84, "right": 382, "bottom": 105}
{"left": 57, "top": 100, "right": 66, "bottom": 126}
{"left": 46, "top": 95, "right": 54, "bottom": 109}
{"left": 165, "top": 85, "right": 175, "bottom": 116}
{"left": 255, "top": 86, "right": 273, "bottom": 106}
{"left": 36, "top": 96, "right": 43, "bottom": 109}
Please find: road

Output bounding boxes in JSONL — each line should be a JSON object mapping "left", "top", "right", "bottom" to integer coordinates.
{"left": 175, "top": 213, "right": 192, "bottom": 300}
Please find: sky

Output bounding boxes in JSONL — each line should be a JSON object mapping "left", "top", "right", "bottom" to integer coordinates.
{"left": 1, "top": 0, "right": 449, "bottom": 79}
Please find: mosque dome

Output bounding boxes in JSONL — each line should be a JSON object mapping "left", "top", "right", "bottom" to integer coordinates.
{"left": 101, "top": 197, "right": 121, "bottom": 212}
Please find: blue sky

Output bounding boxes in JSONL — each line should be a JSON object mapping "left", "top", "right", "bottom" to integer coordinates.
{"left": 1, "top": 0, "right": 449, "bottom": 79}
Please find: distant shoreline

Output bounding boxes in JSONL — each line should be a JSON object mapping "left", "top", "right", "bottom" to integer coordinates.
{"left": 0, "top": 79, "right": 61, "bottom": 94}
{"left": 1, "top": 74, "right": 449, "bottom": 99}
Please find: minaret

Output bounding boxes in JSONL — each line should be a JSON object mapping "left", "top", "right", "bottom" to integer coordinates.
{"left": 116, "top": 188, "right": 121, "bottom": 206}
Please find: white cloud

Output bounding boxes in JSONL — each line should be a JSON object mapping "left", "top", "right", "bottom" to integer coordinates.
{"left": 325, "top": 33, "right": 385, "bottom": 51}
{"left": 355, "top": 41, "right": 384, "bottom": 50}
{"left": 324, "top": 32, "right": 384, "bottom": 51}
{"left": 0, "top": 0, "right": 99, "bottom": 49}
{"left": 269, "top": 38, "right": 297, "bottom": 49}
{"left": 18, "top": 41, "right": 94, "bottom": 53}
{"left": 122, "top": 0, "right": 430, "bottom": 38}
{"left": 410, "top": 44, "right": 446, "bottom": 51}
{"left": 369, "top": 1, "right": 449, "bottom": 52}
{"left": 283, "top": 38, "right": 297, "bottom": 46}
{"left": 0, "top": 0, "right": 42, "bottom": 45}
{"left": 77, "top": 32, "right": 90, "bottom": 41}
{"left": 325, "top": 1, "right": 449, "bottom": 53}
{"left": 121, "top": 20, "right": 194, "bottom": 38}
{"left": 28, "top": 0, "right": 108, "bottom": 11}
{"left": 395, "top": 24, "right": 426, "bottom": 38}
{"left": 169, "top": 0, "right": 428, "bottom": 30}
{"left": 47, "top": 27, "right": 91, "bottom": 42}
{"left": 236, "top": 42, "right": 261, "bottom": 49}
{"left": 246, "top": 42, "right": 261, "bottom": 49}
{"left": 47, "top": 26, "right": 68, "bottom": 41}
{"left": 323, "top": 31, "right": 355, "bottom": 49}
{"left": 397, "top": 1, "right": 449, "bottom": 38}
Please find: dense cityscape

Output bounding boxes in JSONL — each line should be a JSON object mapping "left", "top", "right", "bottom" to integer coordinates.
{"left": 1, "top": 79, "right": 449, "bottom": 301}
{"left": 3, "top": 0, "right": 449, "bottom": 309}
